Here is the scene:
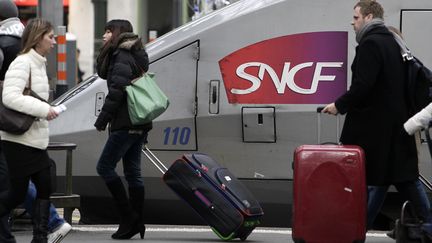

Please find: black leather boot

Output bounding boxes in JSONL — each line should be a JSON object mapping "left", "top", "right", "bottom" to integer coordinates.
{"left": 106, "top": 178, "right": 141, "bottom": 240}
{"left": 0, "top": 213, "right": 16, "bottom": 243}
{"left": 31, "top": 199, "right": 50, "bottom": 243}
{"left": 129, "top": 186, "right": 146, "bottom": 239}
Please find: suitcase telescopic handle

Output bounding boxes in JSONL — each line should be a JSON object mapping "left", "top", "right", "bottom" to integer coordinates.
{"left": 142, "top": 145, "right": 168, "bottom": 174}
{"left": 316, "top": 106, "right": 340, "bottom": 144}
{"left": 419, "top": 174, "right": 432, "bottom": 191}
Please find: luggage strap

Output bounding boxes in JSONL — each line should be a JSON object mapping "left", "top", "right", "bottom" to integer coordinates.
{"left": 142, "top": 145, "right": 168, "bottom": 174}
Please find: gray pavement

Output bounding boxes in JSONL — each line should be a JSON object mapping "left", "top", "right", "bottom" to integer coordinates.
{"left": 13, "top": 225, "right": 395, "bottom": 243}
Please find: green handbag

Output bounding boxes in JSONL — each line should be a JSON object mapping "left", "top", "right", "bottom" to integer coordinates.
{"left": 126, "top": 73, "right": 169, "bottom": 125}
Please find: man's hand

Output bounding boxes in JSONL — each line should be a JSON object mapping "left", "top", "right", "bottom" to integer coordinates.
{"left": 322, "top": 103, "right": 339, "bottom": 115}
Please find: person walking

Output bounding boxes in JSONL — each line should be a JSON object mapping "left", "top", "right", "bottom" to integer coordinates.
{"left": 404, "top": 101, "right": 432, "bottom": 136}
{"left": 94, "top": 19, "right": 151, "bottom": 240}
{"left": 0, "top": 2, "right": 71, "bottom": 242}
{"left": 322, "top": 0, "right": 432, "bottom": 238}
{"left": 0, "top": 2, "right": 24, "bottom": 242}
{"left": 0, "top": 18, "right": 60, "bottom": 243}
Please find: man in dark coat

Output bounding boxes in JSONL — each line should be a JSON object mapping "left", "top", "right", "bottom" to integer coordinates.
{"left": 323, "top": 0, "right": 432, "bottom": 236}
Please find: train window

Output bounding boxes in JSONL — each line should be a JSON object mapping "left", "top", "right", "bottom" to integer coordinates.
{"left": 52, "top": 75, "right": 99, "bottom": 104}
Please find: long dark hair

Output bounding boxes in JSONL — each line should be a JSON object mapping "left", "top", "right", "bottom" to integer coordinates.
{"left": 96, "top": 19, "right": 134, "bottom": 79}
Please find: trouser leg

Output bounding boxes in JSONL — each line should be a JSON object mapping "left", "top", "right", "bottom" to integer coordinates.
{"left": 396, "top": 179, "right": 432, "bottom": 224}
{"left": 367, "top": 185, "right": 389, "bottom": 230}
{"left": 30, "top": 167, "right": 52, "bottom": 243}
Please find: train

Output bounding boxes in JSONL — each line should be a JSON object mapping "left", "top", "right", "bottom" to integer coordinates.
{"left": 49, "top": 0, "right": 432, "bottom": 228}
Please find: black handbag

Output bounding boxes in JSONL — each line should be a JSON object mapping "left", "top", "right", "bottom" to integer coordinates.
{"left": 395, "top": 201, "right": 432, "bottom": 243}
{"left": 0, "top": 68, "right": 47, "bottom": 135}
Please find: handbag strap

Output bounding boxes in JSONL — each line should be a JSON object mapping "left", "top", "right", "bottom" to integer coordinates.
{"left": 23, "top": 64, "right": 32, "bottom": 95}
{"left": 24, "top": 64, "right": 47, "bottom": 103}
{"left": 391, "top": 31, "right": 413, "bottom": 61}
{"left": 130, "top": 56, "right": 146, "bottom": 78}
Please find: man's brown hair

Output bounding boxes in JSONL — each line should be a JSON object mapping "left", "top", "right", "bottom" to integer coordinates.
{"left": 354, "top": 0, "right": 384, "bottom": 19}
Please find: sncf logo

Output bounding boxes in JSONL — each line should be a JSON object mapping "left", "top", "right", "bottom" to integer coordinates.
{"left": 219, "top": 32, "right": 348, "bottom": 104}
{"left": 234, "top": 62, "right": 343, "bottom": 95}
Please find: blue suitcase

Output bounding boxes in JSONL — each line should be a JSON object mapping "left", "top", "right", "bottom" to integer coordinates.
{"left": 143, "top": 147, "right": 263, "bottom": 241}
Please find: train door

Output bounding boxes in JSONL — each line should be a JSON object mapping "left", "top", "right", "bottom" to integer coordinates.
{"left": 146, "top": 42, "right": 199, "bottom": 150}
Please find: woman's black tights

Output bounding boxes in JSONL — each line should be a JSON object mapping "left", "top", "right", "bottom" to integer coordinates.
{"left": 0, "top": 166, "right": 51, "bottom": 217}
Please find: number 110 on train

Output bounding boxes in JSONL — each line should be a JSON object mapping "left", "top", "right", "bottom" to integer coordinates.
{"left": 163, "top": 127, "right": 191, "bottom": 145}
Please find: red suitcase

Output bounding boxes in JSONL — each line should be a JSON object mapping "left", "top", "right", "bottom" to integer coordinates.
{"left": 292, "top": 108, "right": 366, "bottom": 243}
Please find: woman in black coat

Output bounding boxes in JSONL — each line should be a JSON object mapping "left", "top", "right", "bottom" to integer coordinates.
{"left": 94, "top": 19, "right": 151, "bottom": 240}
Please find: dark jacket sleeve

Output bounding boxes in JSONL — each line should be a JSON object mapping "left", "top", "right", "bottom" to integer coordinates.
{"left": 335, "top": 40, "right": 382, "bottom": 114}
{"left": 94, "top": 51, "right": 134, "bottom": 130}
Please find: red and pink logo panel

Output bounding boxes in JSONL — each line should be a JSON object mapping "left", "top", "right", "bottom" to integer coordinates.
{"left": 219, "top": 32, "right": 348, "bottom": 104}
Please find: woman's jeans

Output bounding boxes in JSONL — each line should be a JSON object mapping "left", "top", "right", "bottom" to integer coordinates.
{"left": 367, "top": 178, "right": 432, "bottom": 230}
{"left": 96, "top": 130, "right": 147, "bottom": 187}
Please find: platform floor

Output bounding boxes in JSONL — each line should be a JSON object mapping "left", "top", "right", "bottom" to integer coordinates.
{"left": 13, "top": 224, "right": 396, "bottom": 243}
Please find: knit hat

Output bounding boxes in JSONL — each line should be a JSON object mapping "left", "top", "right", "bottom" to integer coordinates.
{"left": 0, "top": 0, "right": 18, "bottom": 20}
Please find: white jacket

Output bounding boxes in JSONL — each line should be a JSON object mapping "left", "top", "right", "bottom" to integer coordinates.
{"left": 404, "top": 103, "right": 432, "bottom": 135}
{"left": 0, "top": 48, "right": 51, "bottom": 149}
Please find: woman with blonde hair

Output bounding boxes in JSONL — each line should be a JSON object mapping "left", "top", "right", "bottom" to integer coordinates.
{"left": 0, "top": 18, "right": 59, "bottom": 243}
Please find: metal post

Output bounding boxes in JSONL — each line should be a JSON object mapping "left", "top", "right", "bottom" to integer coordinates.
{"left": 37, "top": 0, "right": 63, "bottom": 27}
{"left": 66, "top": 34, "right": 77, "bottom": 87}
{"left": 137, "top": 0, "right": 148, "bottom": 43}
{"left": 65, "top": 149, "right": 73, "bottom": 196}
{"left": 55, "top": 26, "right": 68, "bottom": 98}
{"left": 92, "top": 0, "right": 107, "bottom": 73}
{"left": 173, "top": 0, "right": 182, "bottom": 28}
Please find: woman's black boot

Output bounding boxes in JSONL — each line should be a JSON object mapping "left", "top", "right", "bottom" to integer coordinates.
{"left": 106, "top": 178, "right": 141, "bottom": 239}
{"left": 31, "top": 199, "right": 50, "bottom": 243}
{"left": 129, "top": 186, "right": 146, "bottom": 239}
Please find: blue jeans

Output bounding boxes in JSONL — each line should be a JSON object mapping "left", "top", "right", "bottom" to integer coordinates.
{"left": 24, "top": 181, "right": 64, "bottom": 232}
{"left": 96, "top": 130, "right": 147, "bottom": 187}
{"left": 367, "top": 179, "right": 432, "bottom": 229}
